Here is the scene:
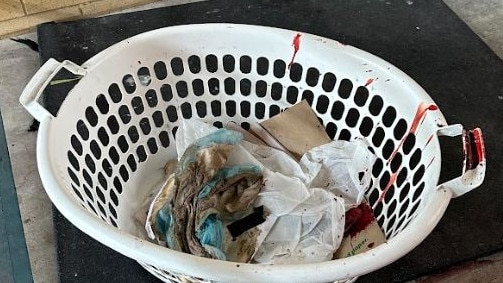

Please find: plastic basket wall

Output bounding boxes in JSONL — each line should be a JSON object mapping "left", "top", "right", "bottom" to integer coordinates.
{"left": 21, "top": 24, "right": 485, "bottom": 283}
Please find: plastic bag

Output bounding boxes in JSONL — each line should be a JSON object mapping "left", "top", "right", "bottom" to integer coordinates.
{"left": 145, "top": 119, "right": 375, "bottom": 264}
{"left": 300, "top": 139, "right": 376, "bottom": 210}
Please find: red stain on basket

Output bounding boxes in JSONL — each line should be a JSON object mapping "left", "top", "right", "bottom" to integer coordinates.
{"left": 463, "top": 128, "right": 485, "bottom": 170}
{"left": 388, "top": 103, "right": 438, "bottom": 163}
{"left": 365, "top": 78, "right": 374, "bottom": 87}
{"left": 426, "top": 156, "right": 435, "bottom": 170}
{"left": 378, "top": 168, "right": 402, "bottom": 203}
{"left": 423, "top": 134, "right": 434, "bottom": 150}
{"left": 288, "top": 33, "right": 302, "bottom": 69}
{"left": 345, "top": 202, "right": 375, "bottom": 237}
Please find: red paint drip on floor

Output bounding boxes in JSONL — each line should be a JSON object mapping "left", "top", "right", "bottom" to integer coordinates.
{"left": 345, "top": 202, "right": 376, "bottom": 238}
{"left": 378, "top": 168, "right": 402, "bottom": 203}
{"left": 365, "top": 78, "right": 374, "bottom": 87}
{"left": 288, "top": 33, "right": 302, "bottom": 69}
{"left": 388, "top": 103, "right": 438, "bottom": 163}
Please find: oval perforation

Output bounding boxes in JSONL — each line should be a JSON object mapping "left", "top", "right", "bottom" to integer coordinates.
{"left": 224, "top": 78, "right": 235, "bottom": 95}
{"left": 322, "top": 72, "right": 337, "bottom": 92}
{"left": 131, "top": 97, "right": 144, "bottom": 115}
{"left": 107, "top": 115, "right": 119, "bottom": 135}
{"left": 271, "top": 83, "right": 282, "bottom": 101}
{"left": 195, "top": 101, "right": 207, "bottom": 118}
{"left": 256, "top": 80, "right": 267, "bottom": 98}
{"left": 102, "top": 159, "right": 113, "bottom": 177}
{"left": 85, "top": 154, "right": 96, "bottom": 173}
{"left": 345, "top": 108, "right": 360, "bottom": 128}
{"left": 159, "top": 131, "right": 170, "bottom": 148}
{"left": 137, "top": 67, "right": 151, "bottom": 86}
{"left": 108, "top": 83, "right": 122, "bottom": 103}
{"left": 122, "top": 74, "right": 136, "bottom": 94}
{"left": 208, "top": 78, "right": 220, "bottom": 95}
{"left": 71, "top": 135, "right": 83, "bottom": 156}
{"left": 68, "top": 151, "right": 80, "bottom": 171}
{"left": 96, "top": 94, "right": 109, "bottom": 114}
{"left": 77, "top": 120, "right": 90, "bottom": 140}
{"left": 171, "top": 57, "right": 184, "bottom": 76}
{"left": 257, "top": 57, "right": 269, "bottom": 75}
{"left": 176, "top": 81, "right": 188, "bottom": 98}
{"left": 273, "top": 59, "right": 286, "bottom": 78}
{"left": 240, "top": 79, "right": 251, "bottom": 96}
{"left": 160, "top": 84, "right": 173, "bottom": 102}
{"left": 305, "top": 67, "right": 320, "bottom": 87}
{"left": 97, "top": 127, "right": 109, "bottom": 146}
{"left": 289, "top": 63, "right": 303, "bottom": 82}
{"left": 338, "top": 79, "right": 353, "bottom": 99}
{"left": 240, "top": 56, "right": 252, "bottom": 74}
{"left": 154, "top": 61, "right": 167, "bottom": 80}
{"left": 354, "top": 86, "right": 369, "bottom": 107}
{"left": 302, "top": 90, "right": 314, "bottom": 106}
{"left": 205, "top": 54, "right": 218, "bottom": 73}
{"left": 181, "top": 102, "right": 192, "bottom": 119}
{"left": 188, "top": 55, "right": 201, "bottom": 74}
{"left": 145, "top": 89, "right": 158, "bottom": 107}
{"left": 118, "top": 105, "right": 131, "bottom": 124}
{"left": 286, "top": 86, "right": 298, "bottom": 104}
{"left": 223, "top": 55, "right": 235, "bottom": 73}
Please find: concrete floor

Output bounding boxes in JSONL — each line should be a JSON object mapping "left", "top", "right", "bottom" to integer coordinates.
{"left": 0, "top": 0, "right": 501, "bottom": 282}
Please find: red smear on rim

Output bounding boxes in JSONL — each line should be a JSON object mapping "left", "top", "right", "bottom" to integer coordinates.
{"left": 345, "top": 202, "right": 376, "bottom": 238}
{"left": 378, "top": 168, "right": 402, "bottom": 203}
{"left": 365, "top": 78, "right": 375, "bottom": 87}
{"left": 378, "top": 103, "right": 439, "bottom": 203}
{"left": 288, "top": 33, "right": 302, "bottom": 69}
{"left": 464, "top": 128, "right": 485, "bottom": 170}
{"left": 426, "top": 156, "right": 436, "bottom": 170}
{"left": 423, "top": 134, "right": 434, "bottom": 150}
{"left": 389, "top": 103, "right": 438, "bottom": 163}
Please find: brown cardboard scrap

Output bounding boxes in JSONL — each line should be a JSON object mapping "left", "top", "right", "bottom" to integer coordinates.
{"left": 334, "top": 202, "right": 386, "bottom": 259}
{"left": 259, "top": 100, "right": 331, "bottom": 160}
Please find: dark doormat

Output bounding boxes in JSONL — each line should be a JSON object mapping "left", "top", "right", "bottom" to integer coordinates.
{"left": 37, "top": 0, "right": 503, "bottom": 282}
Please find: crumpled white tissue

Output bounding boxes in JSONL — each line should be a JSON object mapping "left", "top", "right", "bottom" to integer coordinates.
{"left": 300, "top": 139, "right": 376, "bottom": 210}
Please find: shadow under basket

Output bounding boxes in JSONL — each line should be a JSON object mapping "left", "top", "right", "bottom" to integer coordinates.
{"left": 20, "top": 24, "right": 485, "bottom": 283}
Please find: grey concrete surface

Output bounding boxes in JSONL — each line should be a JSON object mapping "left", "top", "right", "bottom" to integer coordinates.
{"left": 0, "top": 32, "right": 58, "bottom": 283}
{"left": 444, "top": 0, "right": 503, "bottom": 59}
{"left": 0, "top": 1, "right": 501, "bottom": 282}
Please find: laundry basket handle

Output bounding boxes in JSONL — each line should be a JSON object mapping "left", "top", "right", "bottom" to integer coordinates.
{"left": 20, "top": 58, "right": 87, "bottom": 121}
{"left": 436, "top": 124, "right": 486, "bottom": 198}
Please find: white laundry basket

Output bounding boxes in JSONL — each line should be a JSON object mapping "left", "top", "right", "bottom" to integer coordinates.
{"left": 20, "top": 24, "right": 485, "bottom": 283}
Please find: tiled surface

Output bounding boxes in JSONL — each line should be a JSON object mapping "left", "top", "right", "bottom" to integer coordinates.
{"left": 0, "top": 0, "right": 159, "bottom": 39}
{"left": 0, "top": 0, "right": 501, "bottom": 282}
{"left": 1, "top": 6, "right": 83, "bottom": 38}
{"left": 22, "top": 0, "right": 90, "bottom": 14}
{"left": 0, "top": 0, "right": 25, "bottom": 21}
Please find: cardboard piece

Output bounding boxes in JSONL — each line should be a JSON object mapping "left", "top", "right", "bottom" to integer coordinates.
{"left": 334, "top": 202, "right": 386, "bottom": 259}
{"left": 259, "top": 100, "right": 331, "bottom": 160}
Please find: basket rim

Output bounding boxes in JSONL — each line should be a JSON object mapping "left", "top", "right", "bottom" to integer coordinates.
{"left": 37, "top": 23, "right": 453, "bottom": 282}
